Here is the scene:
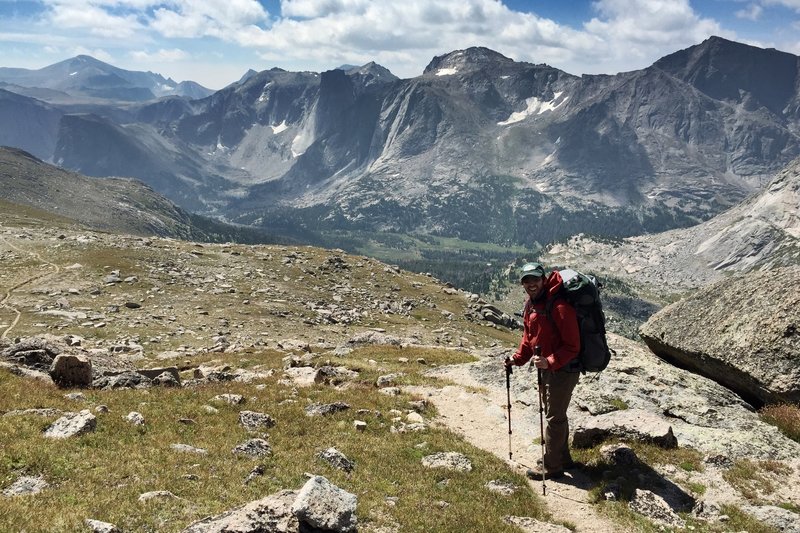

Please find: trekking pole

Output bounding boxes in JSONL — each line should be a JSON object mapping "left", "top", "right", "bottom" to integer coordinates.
{"left": 535, "top": 345, "right": 546, "bottom": 496}
{"left": 504, "top": 358, "right": 513, "bottom": 461}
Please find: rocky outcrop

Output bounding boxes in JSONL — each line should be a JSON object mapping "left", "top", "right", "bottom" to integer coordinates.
{"left": 640, "top": 266, "right": 800, "bottom": 406}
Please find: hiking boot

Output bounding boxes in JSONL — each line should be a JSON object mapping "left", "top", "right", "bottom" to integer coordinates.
{"left": 536, "top": 458, "right": 580, "bottom": 470}
{"left": 526, "top": 467, "right": 564, "bottom": 480}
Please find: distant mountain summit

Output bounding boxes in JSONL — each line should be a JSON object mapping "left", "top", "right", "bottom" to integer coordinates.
{"left": 423, "top": 47, "right": 516, "bottom": 75}
{"left": 654, "top": 36, "right": 800, "bottom": 117}
{"left": 0, "top": 55, "right": 214, "bottom": 102}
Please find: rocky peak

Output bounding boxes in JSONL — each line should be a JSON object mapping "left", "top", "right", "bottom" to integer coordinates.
{"left": 653, "top": 35, "right": 800, "bottom": 115}
{"left": 423, "top": 46, "right": 515, "bottom": 76}
{"left": 344, "top": 62, "right": 398, "bottom": 85}
{"left": 237, "top": 69, "right": 259, "bottom": 84}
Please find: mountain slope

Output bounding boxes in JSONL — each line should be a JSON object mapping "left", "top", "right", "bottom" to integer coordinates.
{"left": 0, "top": 146, "right": 199, "bottom": 237}
{"left": 0, "top": 89, "right": 62, "bottom": 160}
{"left": 543, "top": 155, "right": 800, "bottom": 293}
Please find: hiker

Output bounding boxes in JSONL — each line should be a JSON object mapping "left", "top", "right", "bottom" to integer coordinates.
{"left": 504, "top": 262, "right": 581, "bottom": 480}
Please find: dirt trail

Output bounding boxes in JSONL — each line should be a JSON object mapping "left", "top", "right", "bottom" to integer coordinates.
{"left": 407, "top": 363, "right": 617, "bottom": 532}
{"left": 0, "top": 235, "right": 60, "bottom": 339}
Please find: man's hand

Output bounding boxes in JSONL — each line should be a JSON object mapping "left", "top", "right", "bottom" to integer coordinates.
{"left": 533, "top": 353, "right": 550, "bottom": 369}
{"left": 504, "top": 357, "right": 516, "bottom": 369}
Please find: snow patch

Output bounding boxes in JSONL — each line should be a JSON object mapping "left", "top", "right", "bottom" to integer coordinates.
{"left": 436, "top": 68, "right": 458, "bottom": 76}
{"left": 69, "top": 71, "right": 78, "bottom": 76}
{"left": 497, "top": 92, "right": 567, "bottom": 126}
{"left": 292, "top": 133, "right": 308, "bottom": 158}
{"left": 271, "top": 121, "right": 288, "bottom": 134}
{"left": 160, "top": 84, "right": 175, "bottom": 92}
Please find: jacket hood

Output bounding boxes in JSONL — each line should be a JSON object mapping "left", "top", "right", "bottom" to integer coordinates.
{"left": 545, "top": 270, "right": 564, "bottom": 299}
{"left": 530, "top": 270, "right": 564, "bottom": 303}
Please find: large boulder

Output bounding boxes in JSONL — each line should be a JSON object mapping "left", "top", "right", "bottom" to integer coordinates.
{"left": 639, "top": 266, "right": 800, "bottom": 406}
{"left": 50, "top": 354, "right": 92, "bottom": 387}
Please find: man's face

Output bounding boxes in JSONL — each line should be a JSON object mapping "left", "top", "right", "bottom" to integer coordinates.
{"left": 521, "top": 275, "right": 545, "bottom": 299}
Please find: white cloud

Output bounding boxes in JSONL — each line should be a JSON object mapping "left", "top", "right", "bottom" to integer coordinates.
{"left": 763, "top": 0, "right": 800, "bottom": 9}
{"left": 129, "top": 48, "right": 189, "bottom": 62}
{"left": 46, "top": 2, "right": 144, "bottom": 39}
{"left": 281, "top": 0, "right": 371, "bottom": 18}
{"left": 150, "top": 0, "right": 269, "bottom": 39}
{"left": 736, "top": 3, "right": 764, "bottom": 20}
{"left": 70, "top": 45, "right": 114, "bottom": 63}
{"left": 227, "top": 0, "right": 730, "bottom": 77}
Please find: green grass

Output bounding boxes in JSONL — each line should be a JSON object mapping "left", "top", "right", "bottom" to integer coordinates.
{"left": 0, "top": 345, "right": 546, "bottom": 532}
{"left": 609, "top": 397, "right": 629, "bottom": 411}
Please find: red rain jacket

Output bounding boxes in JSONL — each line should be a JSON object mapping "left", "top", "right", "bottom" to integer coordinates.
{"left": 511, "top": 270, "right": 580, "bottom": 371}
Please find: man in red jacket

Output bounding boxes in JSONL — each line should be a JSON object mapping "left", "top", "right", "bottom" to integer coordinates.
{"left": 505, "top": 262, "right": 581, "bottom": 479}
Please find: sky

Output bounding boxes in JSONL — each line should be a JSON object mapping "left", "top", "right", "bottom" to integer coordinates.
{"left": 0, "top": 0, "right": 799, "bottom": 90}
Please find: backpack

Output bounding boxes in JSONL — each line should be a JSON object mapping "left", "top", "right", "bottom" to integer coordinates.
{"left": 545, "top": 268, "right": 613, "bottom": 374}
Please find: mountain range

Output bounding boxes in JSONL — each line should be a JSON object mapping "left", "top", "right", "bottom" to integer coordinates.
{"left": 1, "top": 36, "right": 800, "bottom": 249}
{"left": 0, "top": 55, "right": 213, "bottom": 102}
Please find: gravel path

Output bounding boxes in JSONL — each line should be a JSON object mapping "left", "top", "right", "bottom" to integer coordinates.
{"left": 406, "top": 362, "right": 618, "bottom": 532}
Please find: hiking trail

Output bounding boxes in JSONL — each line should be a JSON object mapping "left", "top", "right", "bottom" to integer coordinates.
{"left": 0, "top": 234, "right": 60, "bottom": 339}
{"left": 407, "top": 362, "right": 617, "bottom": 532}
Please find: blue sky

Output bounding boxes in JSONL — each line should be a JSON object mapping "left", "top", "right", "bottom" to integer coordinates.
{"left": 1, "top": 0, "right": 799, "bottom": 89}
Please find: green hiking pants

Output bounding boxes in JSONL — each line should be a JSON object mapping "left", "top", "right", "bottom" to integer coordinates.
{"left": 540, "top": 368, "right": 580, "bottom": 473}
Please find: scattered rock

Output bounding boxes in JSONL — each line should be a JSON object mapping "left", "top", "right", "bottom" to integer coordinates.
{"left": 92, "top": 371, "right": 151, "bottom": 390}
{"left": 43, "top": 410, "right": 96, "bottom": 439}
{"left": 211, "top": 394, "right": 245, "bottom": 405}
{"left": 291, "top": 475, "right": 358, "bottom": 533}
{"left": 305, "top": 402, "right": 350, "bottom": 417}
{"left": 572, "top": 409, "right": 678, "bottom": 449}
{"left": 628, "top": 488, "right": 686, "bottom": 529}
{"left": 232, "top": 438, "right": 272, "bottom": 458}
{"left": 741, "top": 504, "right": 800, "bottom": 533}
{"left": 2, "top": 475, "right": 48, "bottom": 496}
{"left": 85, "top": 519, "right": 120, "bottom": 533}
{"left": 486, "top": 480, "right": 518, "bottom": 496}
{"left": 316, "top": 447, "right": 355, "bottom": 473}
{"left": 171, "top": 444, "right": 208, "bottom": 455}
{"left": 183, "top": 489, "right": 299, "bottom": 532}
{"left": 421, "top": 452, "right": 472, "bottom": 472}
{"left": 125, "top": 412, "right": 145, "bottom": 426}
{"left": 238, "top": 411, "right": 276, "bottom": 432}
{"left": 138, "top": 490, "right": 179, "bottom": 502}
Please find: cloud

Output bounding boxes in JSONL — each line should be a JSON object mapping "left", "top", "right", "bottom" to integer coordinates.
{"left": 16, "top": 0, "right": 738, "bottom": 80}
{"left": 150, "top": 0, "right": 269, "bottom": 39}
{"left": 230, "top": 0, "right": 729, "bottom": 77}
{"left": 129, "top": 48, "right": 189, "bottom": 62}
{"left": 46, "top": 2, "right": 144, "bottom": 39}
{"left": 763, "top": 0, "right": 800, "bottom": 10}
{"left": 736, "top": 3, "right": 764, "bottom": 20}
{"left": 70, "top": 45, "right": 114, "bottom": 63}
